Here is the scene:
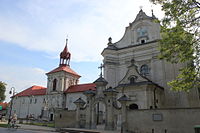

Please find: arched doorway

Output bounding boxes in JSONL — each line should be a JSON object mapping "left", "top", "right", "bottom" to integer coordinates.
{"left": 129, "top": 103, "right": 139, "bottom": 110}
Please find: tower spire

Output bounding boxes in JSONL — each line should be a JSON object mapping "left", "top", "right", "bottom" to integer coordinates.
{"left": 59, "top": 38, "right": 71, "bottom": 66}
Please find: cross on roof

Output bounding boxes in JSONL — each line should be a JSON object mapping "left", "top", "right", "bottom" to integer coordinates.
{"left": 98, "top": 63, "right": 104, "bottom": 77}
{"left": 139, "top": 6, "right": 143, "bottom": 10}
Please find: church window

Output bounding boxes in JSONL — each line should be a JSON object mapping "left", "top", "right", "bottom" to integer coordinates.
{"left": 141, "top": 39, "right": 145, "bottom": 44}
{"left": 129, "top": 103, "right": 139, "bottom": 110}
{"left": 140, "top": 65, "right": 149, "bottom": 76}
{"left": 22, "top": 99, "right": 25, "bottom": 104}
{"left": 130, "top": 77, "right": 135, "bottom": 84}
{"left": 34, "top": 99, "right": 37, "bottom": 104}
{"left": 53, "top": 79, "right": 57, "bottom": 91}
{"left": 129, "top": 75, "right": 137, "bottom": 84}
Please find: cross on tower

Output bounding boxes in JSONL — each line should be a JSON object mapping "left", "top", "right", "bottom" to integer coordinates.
{"left": 98, "top": 63, "right": 104, "bottom": 77}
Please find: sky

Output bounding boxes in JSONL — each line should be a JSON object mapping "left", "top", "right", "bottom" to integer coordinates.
{"left": 0, "top": 0, "right": 164, "bottom": 102}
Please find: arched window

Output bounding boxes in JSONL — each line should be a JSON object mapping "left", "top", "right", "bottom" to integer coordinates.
{"left": 129, "top": 103, "right": 139, "bottom": 110}
{"left": 140, "top": 65, "right": 149, "bottom": 76}
{"left": 53, "top": 79, "right": 57, "bottom": 91}
{"left": 130, "top": 77, "right": 136, "bottom": 84}
{"left": 129, "top": 75, "right": 137, "bottom": 84}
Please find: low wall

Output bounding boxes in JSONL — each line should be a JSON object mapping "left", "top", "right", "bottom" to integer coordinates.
{"left": 127, "top": 108, "right": 200, "bottom": 133}
{"left": 55, "top": 109, "right": 76, "bottom": 128}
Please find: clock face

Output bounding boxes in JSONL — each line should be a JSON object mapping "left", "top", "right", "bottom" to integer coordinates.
{"left": 137, "top": 27, "right": 148, "bottom": 37}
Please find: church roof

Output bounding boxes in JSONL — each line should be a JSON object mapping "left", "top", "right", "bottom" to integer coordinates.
{"left": 65, "top": 83, "right": 96, "bottom": 93}
{"left": 46, "top": 65, "right": 80, "bottom": 77}
{"left": 14, "top": 85, "right": 47, "bottom": 97}
{"left": 0, "top": 102, "right": 8, "bottom": 110}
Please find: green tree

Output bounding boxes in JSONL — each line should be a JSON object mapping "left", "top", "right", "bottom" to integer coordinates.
{"left": 0, "top": 81, "right": 6, "bottom": 102}
{"left": 150, "top": 0, "right": 200, "bottom": 91}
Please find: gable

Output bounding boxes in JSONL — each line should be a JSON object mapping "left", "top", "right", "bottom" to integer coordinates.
{"left": 119, "top": 60, "right": 148, "bottom": 85}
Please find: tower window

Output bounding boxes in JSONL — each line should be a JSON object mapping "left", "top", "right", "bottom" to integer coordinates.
{"left": 53, "top": 79, "right": 57, "bottom": 91}
{"left": 140, "top": 65, "right": 149, "bottom": 76}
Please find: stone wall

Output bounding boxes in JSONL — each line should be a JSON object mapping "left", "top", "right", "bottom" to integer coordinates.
{"left": 126, "top": 108, "right": 200, "bottom": 133}
{"left": 54, "top": 109, "right": 76, "bottom": 128}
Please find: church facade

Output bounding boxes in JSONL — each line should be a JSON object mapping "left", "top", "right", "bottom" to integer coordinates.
{"left": 10, "top": 9, "right": 200, "bottom": 133}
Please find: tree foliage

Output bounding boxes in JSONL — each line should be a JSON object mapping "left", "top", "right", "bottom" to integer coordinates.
{"left": 0, "top": 81, "right": 6, "bottom": 102}
{"left": 150, "top": 0, "right": 200, "bottom": 91}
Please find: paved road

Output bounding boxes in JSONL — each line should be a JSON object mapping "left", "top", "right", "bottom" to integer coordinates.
{"left": 0, "top": 127, "right": 53, "bottom": 133}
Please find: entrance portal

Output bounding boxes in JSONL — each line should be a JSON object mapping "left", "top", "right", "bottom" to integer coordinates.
{"left": 50, "top": 113, "right": 54, "bottom": 121}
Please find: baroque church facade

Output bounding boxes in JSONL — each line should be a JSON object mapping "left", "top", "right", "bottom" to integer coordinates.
{"left": 11, "top": 9, "right": 200, "bottom": 133}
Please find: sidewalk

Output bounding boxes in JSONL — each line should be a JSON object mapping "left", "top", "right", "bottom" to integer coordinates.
{"left": 60, "top": 127, "right": 121, "bottom": 133}
{"left": 18, "top": 124, "right": 56, "bottom": 132}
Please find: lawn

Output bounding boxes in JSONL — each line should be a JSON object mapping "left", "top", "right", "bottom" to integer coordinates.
{"left": 0, "top": 123, "right": 8, "bottom": 128}
{"left": 26, "top": 122, "right": 55, "bottom": 128}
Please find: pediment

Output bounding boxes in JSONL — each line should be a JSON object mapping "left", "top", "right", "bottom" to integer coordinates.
{"left": 119, "top": 63, "right": 148, "bottom": 85}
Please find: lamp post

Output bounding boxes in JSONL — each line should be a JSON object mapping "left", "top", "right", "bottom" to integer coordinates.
{"left": 8, "top": 87, "right": 16, "bottom": 125}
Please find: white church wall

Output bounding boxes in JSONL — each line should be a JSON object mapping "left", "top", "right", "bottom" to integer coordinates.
{"left": 66, "top": 92, "right": 86, "bottom": 110}
{"left": 12, "top": 95, "right": 45, "bottom": 119}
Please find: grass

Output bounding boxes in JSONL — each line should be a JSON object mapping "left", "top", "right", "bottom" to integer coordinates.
{"left": 26, "top": 122, "right": 55, "bottom": 128}
{"left": 0, "top": 123, "right": 8, "bottom": 128}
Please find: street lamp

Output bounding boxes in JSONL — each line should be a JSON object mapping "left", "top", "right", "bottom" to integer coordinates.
{"left": 8, "top": 87, "right": 16, "bottom": 125}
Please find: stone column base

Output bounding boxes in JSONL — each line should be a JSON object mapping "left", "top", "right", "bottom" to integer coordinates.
{"left": 105, "top": 122, "right": 115, "bottom": 130}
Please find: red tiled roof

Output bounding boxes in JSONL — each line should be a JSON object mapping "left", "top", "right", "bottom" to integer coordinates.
{"left": 0, "top": 102, "right": 8, "bottom": 110}
{"left": 46, "top": 65, "right": 80, "bottom": 77}
{"left": 14, "top": 85, "right": 47, "bottom": 97}
{"left": 65, "top": 83, "right": 96, "bottom": 93}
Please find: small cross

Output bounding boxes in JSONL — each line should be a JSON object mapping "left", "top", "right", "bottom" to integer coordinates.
{"left": 66, "top": 35, "right": 68, "bottom": 44}
{"left": 98, "top": 63, "right": 104, "bottom": 77}
{"left": 139, "top": 6, "right": 143, "bottom": 10}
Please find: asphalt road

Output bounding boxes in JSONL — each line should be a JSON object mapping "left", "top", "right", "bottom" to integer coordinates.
{"left": 0, "top": 127, "right": 53, "bottom": 133}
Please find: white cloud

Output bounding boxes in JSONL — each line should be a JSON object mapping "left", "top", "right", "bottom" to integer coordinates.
{"left": 0, "top": 0, "right": 164, "bottom": 62}
{"left": 0, "top": 65, "right": 47, "bottom": 102}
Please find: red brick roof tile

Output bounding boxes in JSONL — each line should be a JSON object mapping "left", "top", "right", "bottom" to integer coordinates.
{"left": 14, "top": 85, "right": 47, "bottom": 97}
{"left": 0, "top": 102, "right": 8, "bottom": 110}
{"left": 46, "top": 65, "right": 80, "bottom": 77}
{"left": 65, "top": 83, "right": 96, "bottom": 93}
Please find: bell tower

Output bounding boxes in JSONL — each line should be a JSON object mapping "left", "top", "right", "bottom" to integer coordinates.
{"left": 46, "top": 38, "right": 80, "bottom": 93}
{"left": 60, "top": 39, "right": 71, "bottom": 66}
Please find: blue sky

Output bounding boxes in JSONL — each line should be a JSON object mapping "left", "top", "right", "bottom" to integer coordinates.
{"left": 0, "top": 0, "right": 163, "bottom": 102}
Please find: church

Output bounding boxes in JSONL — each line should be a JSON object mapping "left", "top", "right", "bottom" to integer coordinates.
{"left": 11, "top": 9, "right": 200, "bottom": 133}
